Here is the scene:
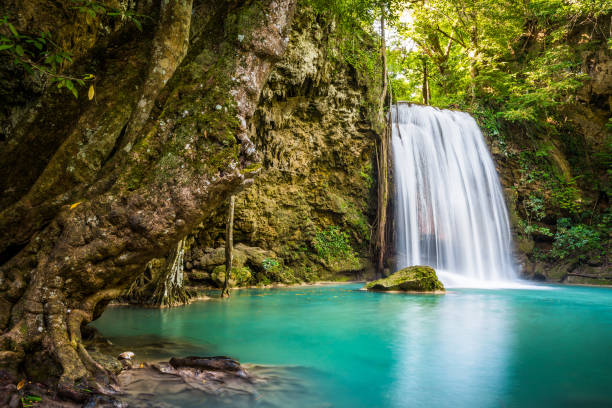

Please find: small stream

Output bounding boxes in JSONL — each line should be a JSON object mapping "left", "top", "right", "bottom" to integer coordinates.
{"left": 93, "top": 283, "right": 612, "bottom": 408}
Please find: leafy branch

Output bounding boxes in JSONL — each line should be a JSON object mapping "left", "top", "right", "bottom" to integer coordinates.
{"left": 0, "top": 16, "right": 95, "bottom": 98}
{"left": 70, "top": 0, "right": 150, "bottom": 31}
{"left": 1, "top": 2, "right": 148, "bottom": 98}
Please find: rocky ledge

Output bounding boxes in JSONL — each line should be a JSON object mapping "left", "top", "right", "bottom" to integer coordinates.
{"left": 0, "top": 355, "right": 253, "bottom": 407}
{"left": 364, "top": 266, "right": 445, "bottom": 293}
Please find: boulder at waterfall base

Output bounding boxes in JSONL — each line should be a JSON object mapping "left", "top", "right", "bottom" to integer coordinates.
{"left": 364, "top": 266, "right": 445, "bottom": 293}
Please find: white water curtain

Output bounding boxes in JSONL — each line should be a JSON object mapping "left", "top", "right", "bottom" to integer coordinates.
{"left": 392, "top": 104, "right": 517, "bottom": 283}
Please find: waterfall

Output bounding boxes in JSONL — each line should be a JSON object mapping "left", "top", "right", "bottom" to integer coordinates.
{"left": 392, "top": 104, "right": 518, "bottom": 287}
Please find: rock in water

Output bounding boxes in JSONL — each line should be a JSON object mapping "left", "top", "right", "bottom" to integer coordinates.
{"left": 169, "top": 356, "right": 243, "bottom": 373}
{"left": 118, "top": 351, "right": 135, "bottom": 360}
{"left": 364, "top": 266, "right": 445, "bottom": 292}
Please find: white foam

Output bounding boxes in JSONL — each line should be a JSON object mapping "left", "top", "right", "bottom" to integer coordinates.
{"left": 436, "top": 270, "right": 549, "bottom": 289}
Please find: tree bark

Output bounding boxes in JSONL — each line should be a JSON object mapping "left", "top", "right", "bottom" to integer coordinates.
{"left": 222, "top": 195, "right": 235, "bottom": 298}
{"left": 379, "top": 8, "right": 388, "bottom": 110}
{"left": 0, "top": 0, "right": 296, "bottom": 389}
{"left": 422, "top": 57, "right": 430, "bottom": 104}
{"left": 124, "top": 237, "right": 191, "bottom": 307}
{"left": 374, "top": 4, "right": 391, "bottom": 278}
{"left": 151, "top": 237, "right": 190, "bottom": 307}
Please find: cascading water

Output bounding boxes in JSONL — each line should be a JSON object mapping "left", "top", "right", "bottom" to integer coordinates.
{"left": 392, "top": 103, "right": 518, "bottom": 287}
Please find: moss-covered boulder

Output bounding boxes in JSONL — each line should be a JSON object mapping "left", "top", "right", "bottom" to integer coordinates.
{"left": 211, "top": 265, "right": 252, "bottom": 288}
{"left": 364, "top": 266, "right": 445, "bottom": 293}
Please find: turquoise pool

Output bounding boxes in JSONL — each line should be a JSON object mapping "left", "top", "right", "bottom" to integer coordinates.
{"left": 94, "top": 283, "right": 612, "bottom": 407}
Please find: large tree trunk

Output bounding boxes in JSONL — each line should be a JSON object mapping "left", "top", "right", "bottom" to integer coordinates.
{"left": 0, "top": 0, "right": 296, "bottom": 390}
{"left": 422, "top": 57, "right": 430, "bottom": 105}
{"left": 374, "top": 5, "right": 391, "bottom": 277}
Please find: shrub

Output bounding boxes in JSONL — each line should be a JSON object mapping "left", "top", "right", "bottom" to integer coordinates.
{"left": 313, "top": 226, "right": 360, "bottom": 270}
{"left": 262, "top": 257, "right": 280, "bottom": 272}
{"left": 524, "top": 194, "right": 546, "bottom": 221}
{"left": 550, "top": 218, "right": 602, "bottom": 260}
{"left": 313, "top": 226, "right": 354, "bottom": 260}
{"left": 550, "top": 179, "right": 581, "bottom": 215}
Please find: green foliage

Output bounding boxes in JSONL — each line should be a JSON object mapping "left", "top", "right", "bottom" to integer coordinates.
{"left": 21, "top": 395, "right": 42, "bottom": 407}
{"left": 1, "top": 3, "right": 147, "bottom": 97}
{"left": 550, "top": 218, "right": 602, "bottom": 260}
{"left": 387, "top": 0, "right": 611, "bottom": 122}
{"left": 360, "top": 162, "right": 374, "bottom": 189}
{"left": 518, "top": 218, "right": 552, "bottom": 238}
{"left": 524, "top": 194, "right": 546, "bottom": 222}
{"left": 550, "top": 178, "right": 581, "bottom": 215}
{"left": 0, "top": 16, "right": 94, "bottom": 97}
{"left": 524, "top": 222, "right": 553, "bottom": 238}
{"left": 262, "top": 257, "right": 280, "bottom": 272}
{"left": 70, "top": 0, "right": 148, "bottom": 31}
{"left": 313, "top": 226, "right": 358, "bottom": 264}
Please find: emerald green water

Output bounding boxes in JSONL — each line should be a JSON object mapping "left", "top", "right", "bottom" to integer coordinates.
{"left": 94, "top": 284, "right": 612, "bottom": 407}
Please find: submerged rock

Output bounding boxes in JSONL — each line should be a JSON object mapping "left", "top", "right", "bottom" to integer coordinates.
{"left": 117, "top": 356, "right": 255, "bottom": 404}
{"left": 169, "top": 356, "right": 246, "bottom": 376}
{"left": 364, "top": 266, "right": 445, "bottom": 292}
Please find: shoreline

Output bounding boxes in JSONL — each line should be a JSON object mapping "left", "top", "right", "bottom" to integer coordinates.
{"left": 108, "top": 278, "right": 612, "bottom": 309}
{"left": 108, "top": 280, "right": 366, "bottom": 308}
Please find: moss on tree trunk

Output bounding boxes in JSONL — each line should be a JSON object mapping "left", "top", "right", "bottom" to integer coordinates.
{"left": 0, "top": 0, "right": 296, "bottom": 390}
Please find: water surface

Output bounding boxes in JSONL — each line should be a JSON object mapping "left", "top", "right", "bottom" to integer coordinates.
{"left": 94, "top": 283, "right": 612, "bottom": 407}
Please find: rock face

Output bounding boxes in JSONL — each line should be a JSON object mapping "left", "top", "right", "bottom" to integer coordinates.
{"left": 364, "top": 266, "right": 445, "bottom": 292}
{"left": 184, "top": 7, "right": 382, "bottom": 286}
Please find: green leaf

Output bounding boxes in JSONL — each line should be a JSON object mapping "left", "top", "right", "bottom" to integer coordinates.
{"left": 14, "top": 44, "right": 23, "bottom": 56}
{"left": 132, "top": 19, "right": 142, "bottom": 31}
{"left": 0, "top": 44, "right": 13, "bottom": 51}
{"left": 65, "top": 80, "right": 79, "bottom": 98}
{"left": 8, "top": 23, "right": 18, "bottom": 37}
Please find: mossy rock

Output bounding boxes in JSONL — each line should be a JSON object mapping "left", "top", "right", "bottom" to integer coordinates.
{"left": 200, "top": 248, "right": 247, "bottom": 270}
{"left": 364, "top": 266, "right": 445, "bottom": 293}
{"left": 188, "top": 270, "right": 211, "bottom": 282}
{"left": 211, "top": 265, "right": 252, "bottom": 287}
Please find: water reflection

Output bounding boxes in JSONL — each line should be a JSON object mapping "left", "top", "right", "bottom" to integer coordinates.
{"left": 93, "top": 284, "right": 612, "bottom": 408}
{"left": 389, "top": 291, "right": 514, "bottom": 406}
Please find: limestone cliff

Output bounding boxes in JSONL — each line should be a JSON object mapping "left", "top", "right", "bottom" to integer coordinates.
{"left": 183, "top": 8, "right": 382, "bottom": 286}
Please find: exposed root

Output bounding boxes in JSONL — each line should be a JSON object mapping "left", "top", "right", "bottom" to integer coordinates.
{"left": 151, "top": 238, "right": 191, "bottom": 307}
